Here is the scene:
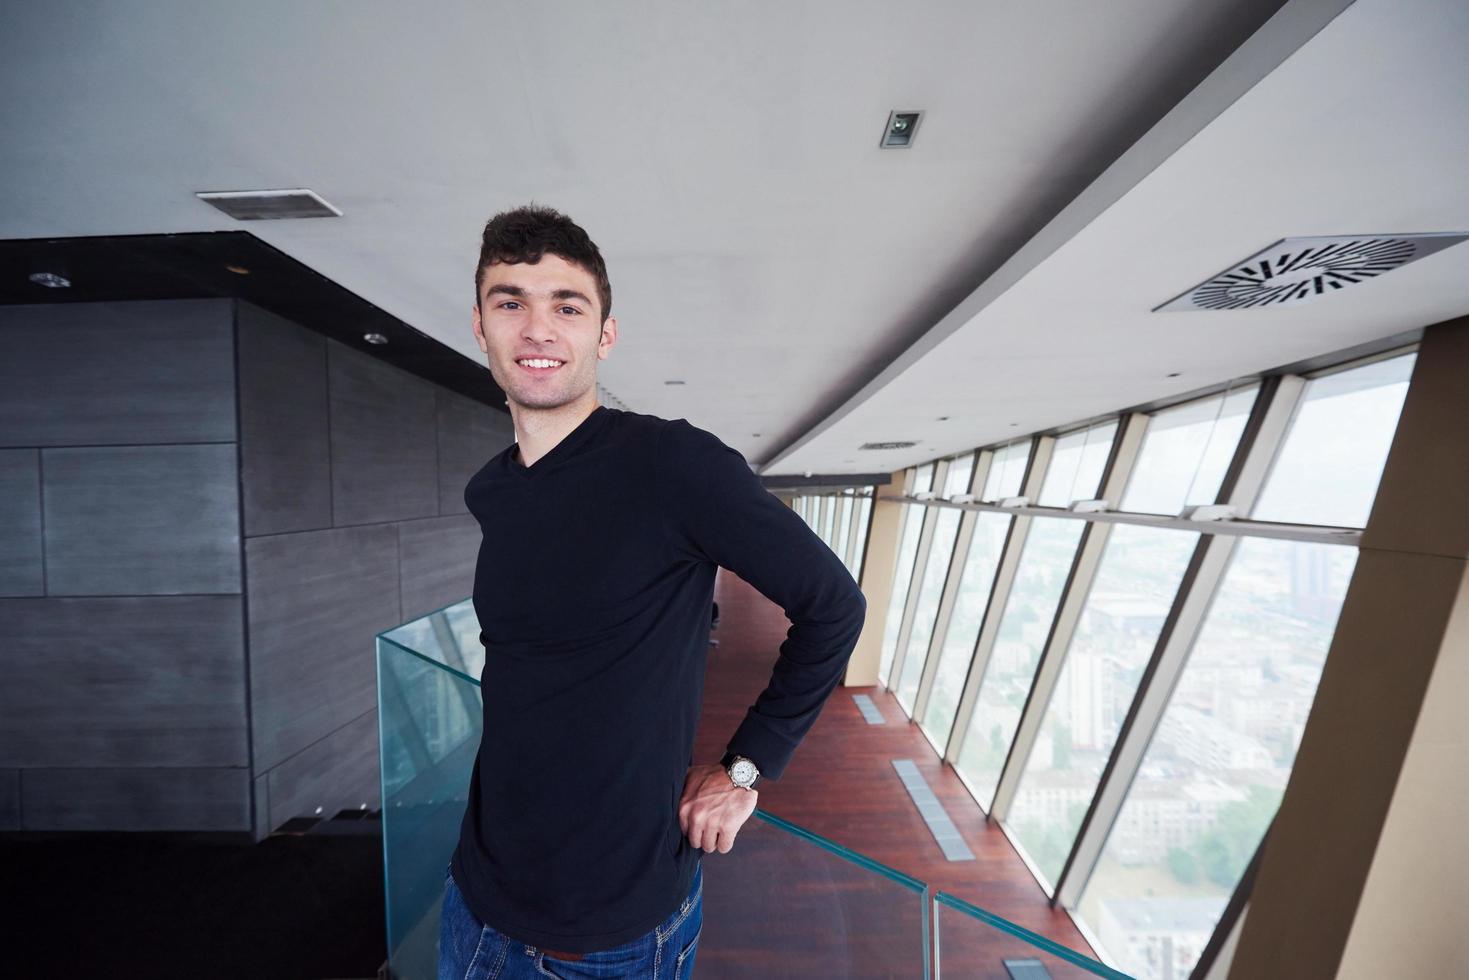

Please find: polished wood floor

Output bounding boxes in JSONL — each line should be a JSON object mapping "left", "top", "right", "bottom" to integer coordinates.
{"left": 693, "top": 569, "right": 1097, "bottom": 962}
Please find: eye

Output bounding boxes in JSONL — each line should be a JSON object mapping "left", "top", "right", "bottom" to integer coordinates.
{"left": 558, "top": 305, "right": 581, "bottom": 316}
{"left": 498, "top": 300, "right": 523, "bottom": 310}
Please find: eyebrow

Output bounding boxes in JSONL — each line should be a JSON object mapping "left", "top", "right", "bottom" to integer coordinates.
{"left": 484, "top": 283, "right": 594, "bottom": 307}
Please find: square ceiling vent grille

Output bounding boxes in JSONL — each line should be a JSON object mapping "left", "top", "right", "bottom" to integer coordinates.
{"left": 1156, "top": 233, "right": 1468, "bottom": 311}
{"left": 196, "top": 188, "right": 342, "bottom": 220}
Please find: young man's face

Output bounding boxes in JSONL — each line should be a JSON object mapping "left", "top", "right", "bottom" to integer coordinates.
{"left": 472, "top": 253, "right": 617, "bottom": 412}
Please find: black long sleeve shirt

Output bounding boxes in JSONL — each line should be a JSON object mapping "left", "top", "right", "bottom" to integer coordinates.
{"left": 449, "top": 404, "right": 867, "bottom": 953}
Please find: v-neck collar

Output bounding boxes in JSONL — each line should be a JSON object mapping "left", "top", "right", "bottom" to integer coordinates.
{"left": 504, "top": 404, "right": 611, "bottom": 478}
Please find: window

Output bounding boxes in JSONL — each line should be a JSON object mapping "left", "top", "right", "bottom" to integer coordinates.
{"left": 921, "top": 511, "right": 1011, "bottom": 747}
{"left": 1076, "top": 538, "right": 1357, "bottom": 980}
{"left": 955, "top": 518, "right": 1086, "bottom": 810}
{"left": 1007, "top": 525, "right": 1199, "bottom": 888}
{"left": 1252, "top": 352, "right": 1415, "bottom": 527}
{"left": 1121, "top": 386, "right": 1258, "bottom": 516}
{"left": 833, "top": 494, "right": 854, "bottom": 565}
{"left": 1069, "top": 352, "right": 1417, "bottom": 977}
{"left": 895, "top": 506, "right": 964, "bottom": 711}
{"left": 983, "top": 441, "right": 1031, "bottom": 502}
{"left": 850, "top": 493, "right": 874, "bottom": 580}
{"left": 945, "top": 452, "right": 977, "bottom": 498}
{"left": 1038, "top": 421, "right": 1118, "bottom": 507}
{"left": 880, "top": 465, "right": 935, "bottom": 685}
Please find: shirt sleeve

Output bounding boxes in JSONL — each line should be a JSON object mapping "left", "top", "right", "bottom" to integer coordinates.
{"left": 657, "top": 417, "right": 868, "bottom": 782}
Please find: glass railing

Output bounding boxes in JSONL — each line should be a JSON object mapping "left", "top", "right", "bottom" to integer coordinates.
{"left": 935, "top": 892, "right": 1133, "bottom": 979}
{"left": 377, "top": 598, "right": 1130, "bottom": 979}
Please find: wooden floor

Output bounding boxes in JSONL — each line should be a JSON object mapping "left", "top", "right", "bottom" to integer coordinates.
{"left": 694, "top": 569, "right": 1096, "bottom": 960}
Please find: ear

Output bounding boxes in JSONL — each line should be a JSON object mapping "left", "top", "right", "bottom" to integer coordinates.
{"left": 471, "top": 301, "right": 488, "bottom": 354}
{"left": 597, "top": 315, "right": 618, "bottom": 360}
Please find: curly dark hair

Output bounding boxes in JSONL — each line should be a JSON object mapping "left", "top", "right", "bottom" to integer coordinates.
{"left": 474, "top": 204, "right": 612, "bottom": 323}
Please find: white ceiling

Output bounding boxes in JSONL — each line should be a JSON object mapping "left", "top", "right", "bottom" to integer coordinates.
{"left": 4, "top": 1, "right": 1461, "bottom": 477}
{"left": 767, "top": 0, "right": 1469, "bottom": 474}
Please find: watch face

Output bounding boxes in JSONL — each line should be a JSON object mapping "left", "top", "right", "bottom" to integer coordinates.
{"left": 731, "top": 759, "right": 757, "bottom": 785}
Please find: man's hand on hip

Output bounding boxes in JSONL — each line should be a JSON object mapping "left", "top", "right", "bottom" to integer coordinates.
{"left": 678, "top": 763, "right": 758, "bottom": 854}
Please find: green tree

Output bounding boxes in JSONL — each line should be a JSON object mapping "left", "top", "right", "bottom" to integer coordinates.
{"left": 1192, "top": 785, "right": 1283, "bottom": 887}
{"left": 1168, "top": 846, "right": 1200, "bottom": 884}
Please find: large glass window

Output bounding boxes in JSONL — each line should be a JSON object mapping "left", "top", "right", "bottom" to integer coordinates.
{"left": 880, "top": 465, "right": 934, "bottom": 685}
{"left": 954, "top": 518, "right": 1085, "bottom": 810}
{"left": 1007, "top": 524, "right": 1199, "bottom": 888}
{"left": 945, "top": 452, "right": 976, "bottom": 498}
{"left": 895, "top": 505, "right": 963, "bottom": 711}
{"left": 1069, "top": 353, "right": 1417, "bottom": 977}
{"left": 982, "top": 441, "right": 1031, "bottom": 502}
{"left": 1122, "top": 386, "right": 1258, "bottom": 516}
{"left": 820, "top": 496, "right": 836, "bottom": 545}
{"left": 1038, "top": 421, "right": 1118, "bottom": 507}
{"left": 1077, "top": 538, "right": 1357, "bottom": 980}
{"left": 850, "top": 493, "right": 873, "bottom": 581}
{"left": 832, "top": 494, "right": 854, "bottom": 565}
{"left": 1252, "top": 352, "right": 1415, "bottom": 527}
{"left": 921, "top": 511, "right": 1011, "bottom": 747}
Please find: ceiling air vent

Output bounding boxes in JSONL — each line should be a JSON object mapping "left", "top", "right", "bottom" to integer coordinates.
{"left": 860, "top": 440, "right": 918, "bottom": 451}
{"left": 196, "top": 188, "right": 342, "bottom": 220}
{"left": 1156, "top": 233, "right": 1468, "bottom": 311}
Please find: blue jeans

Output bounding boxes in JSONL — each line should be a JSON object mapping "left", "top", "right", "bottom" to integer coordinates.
{"left": 438, "top": 861, "right": 703, "bottom": 979}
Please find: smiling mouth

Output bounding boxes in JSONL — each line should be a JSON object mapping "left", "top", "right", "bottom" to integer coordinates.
{"left": 515, "top": 357, "right": 565, "bottom": 373}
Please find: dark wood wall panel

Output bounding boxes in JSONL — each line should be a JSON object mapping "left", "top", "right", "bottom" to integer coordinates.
{"left": 21, "top": 766, "right": 250, "bottom": 832}
{"left": 245, "top": 524, "right": 402, "bottom": 773}
{"left": 237, "top": 302, "right": 332, "bottom": 537}
{"left": 263, "top": 707, "right": 380, "bottom": 831}
{"left": 436, "top": 387, "right": 513, "bottom": 517}
{"left": 0, "top": 596, "right": 248, "bottom": 768}
{"left": 42, "top": 444, "right": 241, "bottom": 596}
{"left": 398, "top": 514, "right": 480, "bottom": 622}
{"left": 328, "top": 340, "right": 438, "bottom": 527}
{"left": 0, "top": 299, "right": 235, "bottom": 448}
{"left": 0, "top": 449, "right": 43, "bottom": 596}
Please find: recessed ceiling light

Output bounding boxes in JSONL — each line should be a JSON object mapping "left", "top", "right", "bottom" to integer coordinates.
{"left": 1156, "top": 233, "right": 1469, "bottom": 311}
{"left": 363, "top": 333, "right": 388, "bottom": 345}
{"left": 28, "top": 271, "right": 71, "bottom": 288}
{"left": 881, "top": 110, "right": 923, "bottom": 148}
{"left": 859, "top": 440, "right": 917, "bottom": 450}
{"left": 196, "top": 188, "right": 342, "bottom": 221}
{"left": 1167, "top": 372, "right": 1182, "bottom": 378}
{"left": 936, "top": 416, "right": 949, "bottom": 421}
{"left": 665, "top": 380, "right": 685, "bottom": 385}
{"left": 752, "top": 433, "right": 762, "bottom": 437}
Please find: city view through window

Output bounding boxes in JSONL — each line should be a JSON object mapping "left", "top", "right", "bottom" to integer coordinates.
{"left": 793, "top": 349, "right": 1417, "bottom": 980}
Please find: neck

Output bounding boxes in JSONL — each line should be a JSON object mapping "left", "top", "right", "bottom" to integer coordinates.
{"left": 509, "top": 390, "right": 600, "bottom": 467}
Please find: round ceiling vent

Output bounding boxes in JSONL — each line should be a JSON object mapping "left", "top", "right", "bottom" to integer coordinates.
{"left": 1156, "top": 233, "right": 1468, "bottom": 311}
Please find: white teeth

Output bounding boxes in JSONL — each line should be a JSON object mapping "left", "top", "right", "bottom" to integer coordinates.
{"left": 518, "top": 358, "right": 563, "bottom": 369}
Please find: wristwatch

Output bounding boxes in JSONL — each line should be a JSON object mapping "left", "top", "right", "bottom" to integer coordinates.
{"left": 721, "top": 751, "right": 760, "bottom": 790}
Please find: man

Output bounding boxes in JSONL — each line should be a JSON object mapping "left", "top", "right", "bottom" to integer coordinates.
{"left": 438, "top": 205, "right": 867, "bottom": 979}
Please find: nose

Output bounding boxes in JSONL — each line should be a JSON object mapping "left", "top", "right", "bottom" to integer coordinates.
{"left": 523, "top": 304, "right": 560, "bottom": 345}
